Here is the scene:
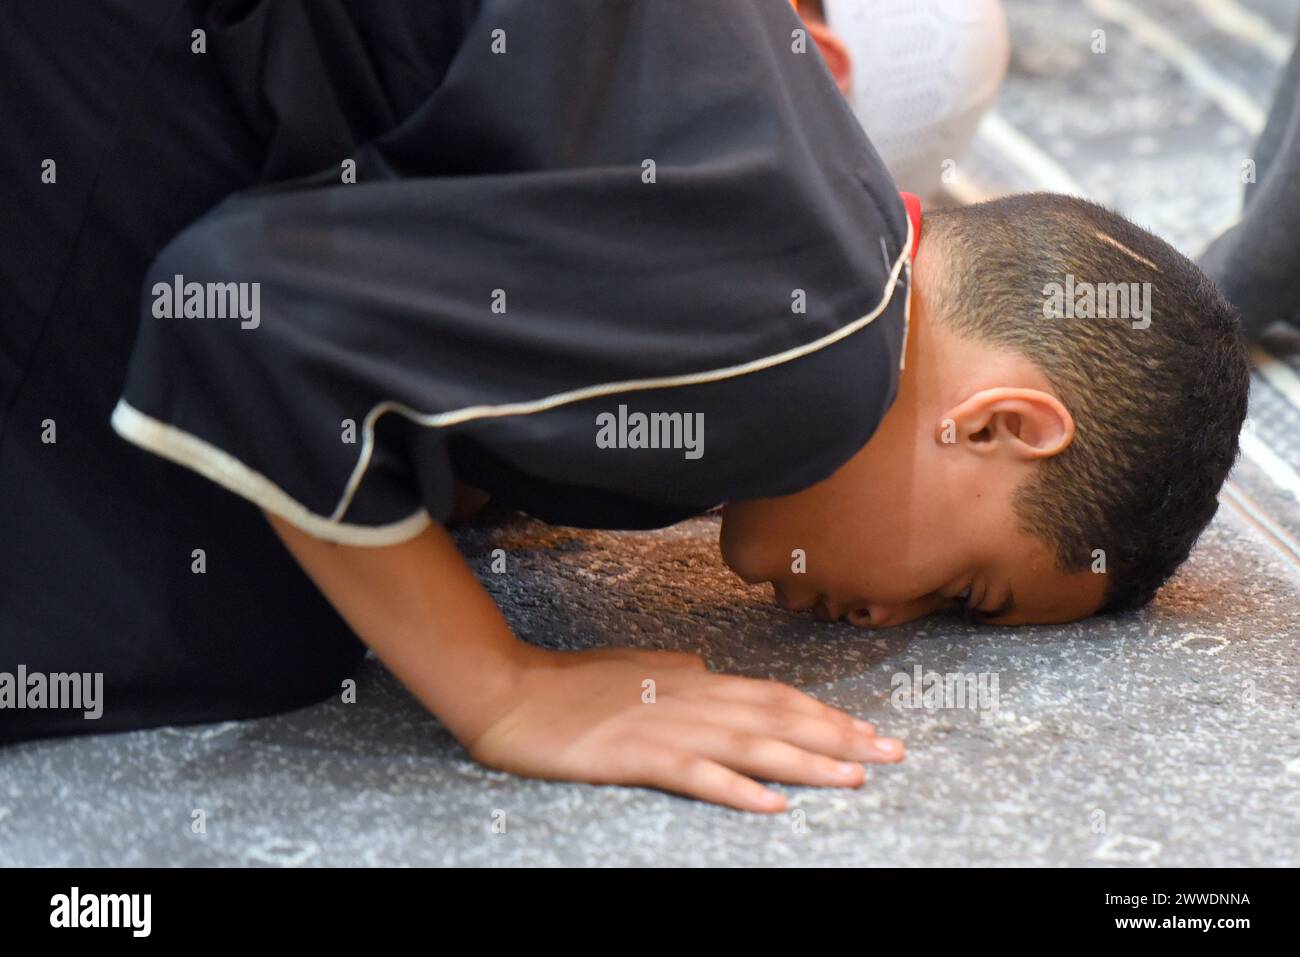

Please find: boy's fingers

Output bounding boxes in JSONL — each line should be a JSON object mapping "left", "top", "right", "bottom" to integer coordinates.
{"left": 694, "top": 701, "right": 902, "bottom": 763}
{"left": 676, "top": 725, "right": 868, "bottom": 790}
{"left": 701, "top": 675, "right": 880, "bottom": 734}
{"left": 637, "top": 747, "right": 788, "bottom": 813}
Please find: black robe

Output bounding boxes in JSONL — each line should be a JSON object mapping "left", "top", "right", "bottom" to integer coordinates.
{"left": 0, "top": 0, "right": 911, "bottom": 742}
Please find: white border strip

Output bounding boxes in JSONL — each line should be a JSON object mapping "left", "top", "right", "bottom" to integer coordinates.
{"left": 111, "top": 399, "right": 432, "bottom": 546}
{"left": 1243, "top": 345, "right": 1300, "bottom": 489}
{"left": 1250, "top": 345, "right": 1300, "bottom": 406}
{"left": 943, "top": 167, "right": 996, "bottom": 206}
{"left": 978, "top": 112, "right": 1089, "bottom": 196}
{"left": 1188, "top": 0, "right": 1292, "bottom": 64}
{"left": 1239, "top": 426, "right": 1300, "bottom": 505}
{"left": 115, "top": 213, "right": 914, "bottom": 545}
{"left": 1086, "top": 0, "right": 1268, "bottom": 134}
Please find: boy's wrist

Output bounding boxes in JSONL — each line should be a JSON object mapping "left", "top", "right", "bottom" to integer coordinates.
{"left": 443, "top": 641, "right": 554, "bottom": 748}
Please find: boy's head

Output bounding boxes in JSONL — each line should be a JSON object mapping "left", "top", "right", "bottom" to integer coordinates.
{"left": 720, "top": 193, "right": 1250, "bottom": 628}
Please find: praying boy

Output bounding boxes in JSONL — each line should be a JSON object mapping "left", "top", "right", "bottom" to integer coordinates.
{"left": 3, "top": 0, "right": 1248, "bottom": 813}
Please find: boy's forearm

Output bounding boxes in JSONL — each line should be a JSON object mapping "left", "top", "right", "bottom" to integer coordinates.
{"left": 264, "top": 512, "right": 535, "bottom": 744}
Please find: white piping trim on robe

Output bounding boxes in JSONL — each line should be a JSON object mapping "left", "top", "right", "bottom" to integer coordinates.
{"left": 113, "top": 213, "right": 913, "bottom": 546}
{"left": 111, "top": 399, "right": 432, "bottom": 546}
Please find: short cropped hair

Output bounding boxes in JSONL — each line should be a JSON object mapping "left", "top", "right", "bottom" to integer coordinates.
{"left": 925, "top": 193, "right": 1250, "bottom": 612}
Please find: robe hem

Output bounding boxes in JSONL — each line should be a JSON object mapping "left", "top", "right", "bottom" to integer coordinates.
{"left": 110, "top": 399, "right": 432, "bottom": 546}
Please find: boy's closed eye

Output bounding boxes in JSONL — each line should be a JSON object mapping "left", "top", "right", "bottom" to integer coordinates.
{"left": 956, "top": 587, "right": 1017, "bottom": 625}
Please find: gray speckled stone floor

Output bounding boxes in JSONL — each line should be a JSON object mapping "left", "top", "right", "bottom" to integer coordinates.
{"left": 3, "top": 0, "right": 1299, "bottom": 866}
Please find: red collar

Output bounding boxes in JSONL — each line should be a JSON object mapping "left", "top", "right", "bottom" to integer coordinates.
{"left": 900, "top": 191, "right": 923, "bottom": 261}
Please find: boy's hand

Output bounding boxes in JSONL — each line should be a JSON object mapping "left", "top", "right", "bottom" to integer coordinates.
{"left": 465, "top": 646, "right": 903, "bottom": 813}
{"left": 263, "top": 513, "right": 902, "bottom": 814}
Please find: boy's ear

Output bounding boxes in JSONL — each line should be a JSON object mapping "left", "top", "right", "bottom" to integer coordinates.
{"left": 937, "top": 387, "right": 1075, "bottom": 460}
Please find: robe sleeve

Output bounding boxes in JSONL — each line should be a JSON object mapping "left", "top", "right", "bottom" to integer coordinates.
{"left": 113, "top": 0, "right": 911, "bottom": 544}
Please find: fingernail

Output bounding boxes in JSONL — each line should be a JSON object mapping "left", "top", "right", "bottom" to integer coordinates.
{"left": 836, "top": 761, "right": 860, "bottom": 776}
{"left": 854, "top": 718, "right": 875, "bottom": 733}
{"left": 872, "top": 737, "right": 902, "bottom": 754}
{"left": 761, "top": 790, "right": 787, "bottom": 809}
